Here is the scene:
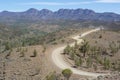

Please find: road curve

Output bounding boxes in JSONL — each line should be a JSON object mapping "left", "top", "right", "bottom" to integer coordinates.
{"left": 52, "top": 28, "right": 108, "bottom": 78}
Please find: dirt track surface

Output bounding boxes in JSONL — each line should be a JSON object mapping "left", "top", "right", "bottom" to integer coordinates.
{"left": 51, "top": 28, "right": 109, "bottom": 78}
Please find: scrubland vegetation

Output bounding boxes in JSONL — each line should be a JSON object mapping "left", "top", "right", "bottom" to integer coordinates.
{"left": 0, "top": 20, "right": 120, "bottom": 80}
{"left": 63, "top": 30, "right": 120, "bottom": 73}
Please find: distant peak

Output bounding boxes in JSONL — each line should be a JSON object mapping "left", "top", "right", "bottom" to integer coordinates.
{"left": 57, "top": 8, "right": 95, "bottom": 12}
{"left": 41, "top": 9, "right": 50, "bottom": 11}
{"left": 2, "top": 10, "right": 9, "bottom": 13}
{"left": 26, "top": 8, "right": 39, "bottom": 12}
{"left": 40, "top": 9, "right": 52, "bottom": 12}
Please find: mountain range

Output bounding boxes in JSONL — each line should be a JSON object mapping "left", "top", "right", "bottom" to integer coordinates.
{"left": 0, "top": 8, "right": 120, "bottom": 23}
{"left": 0, "top": 8, "right": 120, "bottom": 45}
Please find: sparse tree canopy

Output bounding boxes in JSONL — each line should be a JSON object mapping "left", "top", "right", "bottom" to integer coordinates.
{"left": 64, "top": 45, "right": 71, "bottom": 54}
{"left": 4, "top": 42, "right": 11, "bottom": 51}
{"left": 62, "top": 69, "right": 72, "bottom": 80}
{"left": 80, "top": 41, "right": 90, "bottom": 57}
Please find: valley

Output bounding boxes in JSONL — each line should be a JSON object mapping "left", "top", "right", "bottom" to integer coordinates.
{"left": 0, "top": 8, "right": 120, "bottom": 80}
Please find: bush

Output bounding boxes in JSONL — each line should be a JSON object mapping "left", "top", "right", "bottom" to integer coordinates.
{"left": 45, "top": 71, "right": 63, "bottom": 80}
{"left": 62, "top": 69, "right": 72, "bottom": 80}
{"left": 104, "top": 57, "right": 111, "bottom": 70}
{"left": 30, "top": 49, "right": 37, "bottom": 57}
{"left": 4, "top": 42, "right": 11, "bottom": 51}
{"left": 20, "top": 51, "right": 24, "bottom": 57}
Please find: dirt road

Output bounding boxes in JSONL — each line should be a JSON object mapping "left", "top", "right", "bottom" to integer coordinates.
{"left": 51, "top": 28, "right": 109, "bottom": 78}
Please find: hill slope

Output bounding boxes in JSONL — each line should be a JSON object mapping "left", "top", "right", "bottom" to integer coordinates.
{"left": 0, "top": 8, "right": 120, "bottom": 23}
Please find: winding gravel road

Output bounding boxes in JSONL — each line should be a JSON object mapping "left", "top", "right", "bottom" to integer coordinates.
{"left": 52, "top": 28, "right": 109, "bottom": 78}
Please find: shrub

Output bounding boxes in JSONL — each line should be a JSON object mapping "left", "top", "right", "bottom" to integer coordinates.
{"left": 62, "top": 69, "right": 72, "bottom": 80}
{"left": 30, "top": 49, "right": 37, "bottom": 57}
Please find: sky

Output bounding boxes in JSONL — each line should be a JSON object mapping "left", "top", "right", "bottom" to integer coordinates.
{"left": 0, "top": 0, "right": 120, "bottom": 14}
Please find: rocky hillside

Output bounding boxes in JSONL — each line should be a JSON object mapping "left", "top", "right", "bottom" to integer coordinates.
{"left": 0, "top": 8, "right": 120, "bottom": 23}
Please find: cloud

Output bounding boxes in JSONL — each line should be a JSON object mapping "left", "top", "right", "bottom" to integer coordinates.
{"left": 21, "top": 0, "right": 120, "bottom": 6}
{"left": 21, "top": 2, "right": 92, "bottom": 6}
{"left": 95, "top": 0, "right": 120, "bottom": 3}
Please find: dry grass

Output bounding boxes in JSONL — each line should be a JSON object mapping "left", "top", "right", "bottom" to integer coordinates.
{"left": 0, "top": 28, "right": 95, "bottom": 80}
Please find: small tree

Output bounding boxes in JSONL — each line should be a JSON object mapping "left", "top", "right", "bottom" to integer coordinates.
{"left": 22, "top": 41, "right": 25, "bottom": 47}
{"left": 75, "top": 57, "right": 82, "bottom": 67}
{"left": 62, "top": 69, "right": 72, "bottom": 80}
{"left": 46, "top": 72, "right": 57, "bottom": 80}
{"left": 69, "top": 47, "right": 76, "bottom": 60}
{"left": 93, "top": 64, "right": 97, "bottom": 71}
{"left": 4, "top": 42, "right": 11, "bottom": 51}
{"left": 99, "top": 34, "right": 102, "bottom": 38}
{"left": 74, "top": 41, "right": 78, "bottom": 49}
{"left": 104, "top": 57, "right": 110, "bottom": 70}
{"left": 20, "top": 51, "right": 24, "bottom": 57}
{"left": 109, "top": 42, "right": 119, "bottom": 55}
{"left": 64, "top": 45, "right": 71, "bottom": 55}
{"left": 79, "top": 58, "right": 83, "bottom": 66}
{"left": 30, "top": 49, "right": 37, "bottom": 57}
{"left": 86, "top": 57, "right": 92, "bottom": 68}
{"left": 42, "top": 46, "right": 46, "bottom": 54}
{"left": 80, "top": 41, "right": 90, "bottom": 57}
{"left": 5, "top": 51, "right": 11, "bottom": 59}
